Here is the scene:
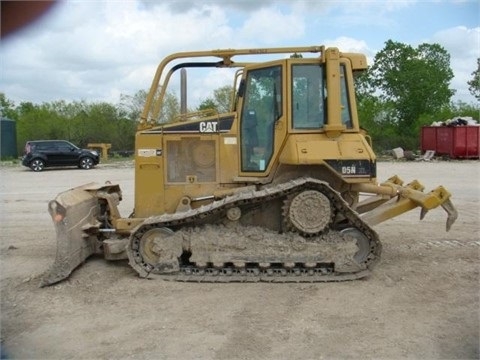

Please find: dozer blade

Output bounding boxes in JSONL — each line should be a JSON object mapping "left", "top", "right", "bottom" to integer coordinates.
{"left": 40, "top": 182, "right": 121, "bottom": 287}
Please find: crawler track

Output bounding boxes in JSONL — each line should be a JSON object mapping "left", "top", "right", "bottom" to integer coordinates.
{"left": 126, "top": 178, "right": 382, "bottom": 282}
{"left": 154, "top": 267, "right": 372, "bottom": 283}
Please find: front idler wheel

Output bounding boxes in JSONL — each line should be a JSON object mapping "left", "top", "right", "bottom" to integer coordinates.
{"left": 128, "top": 227, "right": 182, "bottom": 277}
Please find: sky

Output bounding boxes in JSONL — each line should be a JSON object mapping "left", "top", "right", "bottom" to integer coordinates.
{"left": 1, "top": 0, "right": 479, "bottom": 108}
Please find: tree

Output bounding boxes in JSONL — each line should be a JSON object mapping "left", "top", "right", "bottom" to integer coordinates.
{"left": 197, "top": 85, "right": 233, "bottom": 113}
{"left": 121, "top": 88, "right": 180, "bottom": 124}
{"left": 158, "top": 91, "right": 181, "bottom": 123}
{"left": 197, "top": 98, "right": 217, "bottom": 112}
{"left": 0, "top": 93, "right": 17, "bottom": 120}
{"left": 356, "top": 40, "right": 455, "bottom": 149}
{"left": 468, "top": 58, "right": 480, "bottom": 101}
{"left": 213, "top": 85, "right": 234, "bottom": 113}
{"left": 119, "top": 90, "right": 148, "bottom": 121}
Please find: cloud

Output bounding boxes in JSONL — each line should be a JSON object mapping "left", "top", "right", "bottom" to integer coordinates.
{"left": 1, "top": 1, "right": 237, "bottom": 103}
{"left": 146, "top": 0, "right": 276, "bottom": 13}
{"left": 1, "top": 1, "right": 308, "bottom": 104}
{"left": 325, "top": 36, "right": 371, "bottom": 54}
{"left": 0, "top": 0, "right": 477, "bottom": 107}
{"left": 432, "top": 26, "right": 479, "bottom": 59}
{"left": 432, "top": 26, "right": 480, "bottom": 102}
{"left": 239, "top": 7, "right": 305, "bottom": 44}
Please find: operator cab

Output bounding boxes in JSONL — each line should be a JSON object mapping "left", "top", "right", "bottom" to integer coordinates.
{"left": 238, "top": 57, "right": 356, "bottom": 174}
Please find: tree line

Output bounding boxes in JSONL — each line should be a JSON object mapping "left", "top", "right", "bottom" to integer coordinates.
{"left": 1, "top": 95, "right": 138, "bottom": 156}
{"left": 1, "top": 40, "right": 479, "bottom": 158}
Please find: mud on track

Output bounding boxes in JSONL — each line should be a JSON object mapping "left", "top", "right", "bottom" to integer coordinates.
{"left": 1, "top": 160, "right": 479, "bottom": 359}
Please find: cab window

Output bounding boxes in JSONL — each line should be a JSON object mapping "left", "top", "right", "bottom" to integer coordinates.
{"left": 340, "top": 64, "right": 353, "bottom": 128}
{"left": 240, "top": 65, "right": 282, "bottom": 172}
{"left": 291, "top": 64, "right": 325, "bottom": 129}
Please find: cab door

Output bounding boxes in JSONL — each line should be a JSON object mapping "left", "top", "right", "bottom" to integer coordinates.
{"left": 238, "top": 60, "right": 287, "bottom": 175}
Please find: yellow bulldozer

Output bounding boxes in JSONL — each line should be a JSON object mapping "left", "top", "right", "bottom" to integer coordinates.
{"left": 40, "top": 46, "right": 457, "bottom": 286}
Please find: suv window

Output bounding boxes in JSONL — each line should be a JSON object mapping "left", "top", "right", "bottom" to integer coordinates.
{"left": 30, "top": 142, "right": 56, "bottom": 151}
{"left": 34, "top": 142, "right": 51, "bottom": 151}
{"left": 56, "top": 142, "right": 75, "bottom": 152}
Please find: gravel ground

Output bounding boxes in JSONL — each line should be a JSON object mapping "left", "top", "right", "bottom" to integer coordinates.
{"left": 1, "top": 159, "right": 479, "bottom": 359}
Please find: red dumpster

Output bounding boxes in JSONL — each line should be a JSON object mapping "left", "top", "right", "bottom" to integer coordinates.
{"left": 421, "top": 126, "right": 480, "bottom": 159}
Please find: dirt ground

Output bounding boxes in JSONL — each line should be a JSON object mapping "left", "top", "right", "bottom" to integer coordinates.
{"left": 0, "top": 160, "right": 478, "bottom": 360}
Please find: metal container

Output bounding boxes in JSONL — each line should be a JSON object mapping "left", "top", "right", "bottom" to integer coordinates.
{"left": 421, "top": 126, "right": 480, "bottom": 159}
{"left": 0, "top": 117, "right": 18, "bottom": 160}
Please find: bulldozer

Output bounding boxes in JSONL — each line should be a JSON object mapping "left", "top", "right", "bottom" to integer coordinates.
{"left": 40, "top": 45, "right": 458, "bottom": 286}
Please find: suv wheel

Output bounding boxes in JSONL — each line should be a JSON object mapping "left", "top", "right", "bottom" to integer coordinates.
{"left": 30, "top": 159, "right": 45, "bottom": 172}
{"left": 79, "top": 157, "right": 94, "bottom": 170}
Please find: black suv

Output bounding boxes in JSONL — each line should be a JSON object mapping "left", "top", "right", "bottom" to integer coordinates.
{"left": 22, "top": 140, "right": 100, "bottom": 172}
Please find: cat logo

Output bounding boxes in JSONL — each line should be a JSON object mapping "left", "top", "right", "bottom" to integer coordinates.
{"left": 199, "top": 121, "right": 218, "bottom": 133}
